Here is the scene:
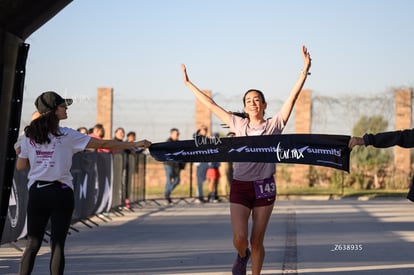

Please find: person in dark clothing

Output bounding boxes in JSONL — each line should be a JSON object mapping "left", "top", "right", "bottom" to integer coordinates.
{"left": 348, "top": 129, "right": 414, "bottom": 201}
{"left": 163, "top": 128, "right": 182, "bottom": 204}
{"left": 194, "top": 125, "right": 209, "bottom": 203}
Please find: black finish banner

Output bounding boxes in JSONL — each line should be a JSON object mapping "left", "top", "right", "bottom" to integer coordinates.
{"left": 150, "top": 134, "right": 351, "bottom": 172}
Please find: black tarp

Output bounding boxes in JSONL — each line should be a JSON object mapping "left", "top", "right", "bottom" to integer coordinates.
{"left": 0, "top": 0, "right": 73, "bottom": 242}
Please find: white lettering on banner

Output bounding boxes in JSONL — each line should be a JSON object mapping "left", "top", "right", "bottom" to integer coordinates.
{"left": 307, "top": 147, "right": 342, "bottom": 157}
{"left": 275, "top": 143, "right": 307, "bottom": 161}
{"left": 228, "top": 143, "right": 307, "bottom": 161}
{"left": 194, "top": 136, "right": 222, "bottom": 147}
{"left": 165, "top": 148, "right": 220, "bottom": 160}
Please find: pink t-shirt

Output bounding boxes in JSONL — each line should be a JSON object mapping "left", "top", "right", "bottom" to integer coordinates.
{"left": 229, "top": 113, "right": 285, "bottom": 181}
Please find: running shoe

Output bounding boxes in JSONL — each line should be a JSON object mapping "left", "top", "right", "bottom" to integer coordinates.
{"left": 231, "top": 248, "right": 250, "bottom": 275}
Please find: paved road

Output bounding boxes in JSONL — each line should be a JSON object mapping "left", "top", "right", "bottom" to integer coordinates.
{"left": 1, "top": 197, "right": 414, "bottom": 275}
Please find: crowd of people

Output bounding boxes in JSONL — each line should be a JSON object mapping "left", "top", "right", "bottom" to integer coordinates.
{"left": 162, "top": 125, "right": 236, "bottom": 205}
{"left": 76, "top": 124, "right": 138, "bottom": 153}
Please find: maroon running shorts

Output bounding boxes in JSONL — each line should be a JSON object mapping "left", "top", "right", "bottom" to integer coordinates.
{"left": 230, "top": 178, "right": 276, "bottom": 209}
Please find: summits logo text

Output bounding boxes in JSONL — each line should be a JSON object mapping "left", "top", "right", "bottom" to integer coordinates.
{"left": 165, "top": 148, "right": 219, "bottom": 160}
{"left": 306, "top": 147, "right": 341, "bottom": 157}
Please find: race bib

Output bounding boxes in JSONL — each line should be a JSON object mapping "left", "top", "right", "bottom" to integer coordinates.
{"left": 253, "top": 177, "right": 276, "bottom": 199}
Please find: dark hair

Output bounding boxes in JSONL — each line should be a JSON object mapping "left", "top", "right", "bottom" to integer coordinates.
{"left": 229, "top": 111, "right": 249, "bottom": 119}
{"left": 115, "top": 127, "right": 125, "bottom": 133}
{"left": 24, "top": 111, "right": 62, "bottom": 144}
{"left": 91, "top": 124, "right": 105, "bottom": 138}
{"left": 77, "top": 126, "right": 88, "bottom": 133}
{"left": 127, "top": 131, "right": 136, "bottom": 137}
{"left": 93, "top": 123, "right": 104, "bottom": 130}
{"left": 243, "top": 89, "right": 266, "bottom": 105}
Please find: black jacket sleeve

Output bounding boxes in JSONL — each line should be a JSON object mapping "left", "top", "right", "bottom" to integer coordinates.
{"left": 363, "top": 129, "right": 414, "bottom": 148}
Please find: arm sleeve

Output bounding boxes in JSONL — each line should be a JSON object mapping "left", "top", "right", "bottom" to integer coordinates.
{"left": 363, "top": 129, "right": 414, "bottom": 148}
{"left": 67, "top": 128, "right": 91, "bottom": 152}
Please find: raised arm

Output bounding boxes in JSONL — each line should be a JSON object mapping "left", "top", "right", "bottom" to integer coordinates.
{"left": 86, "top": 138, "right": 152, "bottom": 151}
{"left": 279, "top": 45, "right": 312, "bottom": 124}
{"left": 181, "top": 64, "right": 231, "bottom": 126}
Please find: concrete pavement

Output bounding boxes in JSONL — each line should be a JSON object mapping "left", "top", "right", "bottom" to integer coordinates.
{"left": 1, "top": 197, "right": 414, "bottom": 275}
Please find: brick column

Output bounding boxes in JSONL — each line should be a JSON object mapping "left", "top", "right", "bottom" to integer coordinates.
{"left": 97, "top": 87, "right": 113, "bottom": 139}
{"left": 394, "top": 89, "right": 412, "bottom": 186}
{"left": 290, "top": 89, "right": 312, "bottom": 186}
{"left": 295, "top": 89, "right": 312, "bottom": 133}
{"left": 195, "top": 90, "right": 212, "bottom": 136}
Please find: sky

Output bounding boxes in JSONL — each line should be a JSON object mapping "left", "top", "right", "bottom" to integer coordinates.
{"left": 19, "top": 0, "right": 414, "bottom": 141}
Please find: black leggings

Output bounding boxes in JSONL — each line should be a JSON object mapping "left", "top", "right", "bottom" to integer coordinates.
{"left": 19, "top": 182, "right": 74, "bottom": 275}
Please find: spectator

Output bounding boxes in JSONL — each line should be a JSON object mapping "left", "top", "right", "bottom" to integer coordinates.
{"left": 112, "top": 127, "right": 125, "bottom": 153}
{"left": 206, "top": 161, "right": 221, "bottom": 202}
{"left": 219, "top": 131, "right": 235, "bottom": 198}
{"left": 194, "top": 125, "right": 209, "bottom": 203}
{"left": 76, "top": 127, "right": 88, "bottom": 135}
{"left": 164, "top": 128, "right": 182, "bottom": 204}
{"left": 349, "top": 130, "right": 414, "bottom": 202}
{"left": 88, "top": 124, "right": 110, "bottom": 153}
{"left": 114, "top": 127, "right": 125, "bottom": 142}
{"left": 126, "top": 131, "right": 136, "bottom": 142}
{"left": 205, "top": 132, "right": 221, "bottom": 202}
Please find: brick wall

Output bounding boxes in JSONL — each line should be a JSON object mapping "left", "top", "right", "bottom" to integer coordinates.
{"left": 290, "top": 89, "right": 312, "bottom": 186}
{"left": 394, "top": 89, "right": 412, "bottom": 186}
{"left": 96, "top": 87, "right": 113, "bottom": 139}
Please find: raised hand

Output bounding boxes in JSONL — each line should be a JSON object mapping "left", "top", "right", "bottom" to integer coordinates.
{"left": 302, "top": 45, "right": 311, "bottom": 72}
{"left": 181, "top": 64, "right": 190, "bottom": 85}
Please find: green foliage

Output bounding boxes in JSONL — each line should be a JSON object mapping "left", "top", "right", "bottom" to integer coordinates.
{"left": 350, "top": 115, "right": 392, "bottom": 189}
{"left": 352, "top": 115, "right": 388, "bottom": 136}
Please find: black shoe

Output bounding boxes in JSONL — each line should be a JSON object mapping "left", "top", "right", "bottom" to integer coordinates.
{"left": 232, "top": 248, "right": 250, "bottom": 275}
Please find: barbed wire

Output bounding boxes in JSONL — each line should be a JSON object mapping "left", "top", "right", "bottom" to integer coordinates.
{"left": 311, "top": 91, "right": 395, "bottom": 135}
{"left": 19, "top": 89, "right": 411, "bottom": 142}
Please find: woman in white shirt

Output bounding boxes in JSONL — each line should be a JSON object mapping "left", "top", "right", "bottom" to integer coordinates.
{"left": 16, "top": 91, "right": 151, "bottom": 275}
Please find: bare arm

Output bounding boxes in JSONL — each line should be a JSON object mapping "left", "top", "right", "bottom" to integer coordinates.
{"left": 86, "top": 138, "right": 152, "bottom": 150}
{"left": 348, "top": 136, "right": 365, "bottom": 149}
{"left": 16, "top": 138, "right": 151, "bottom": 170}
{"left": 181, "top": 64, "right": 231, "bottom": 126}
{"left": 279, "top": 45, "right": 312, "bottom": 124}
{"left": 16, "top": 157, "right": 29, "bottom": 170}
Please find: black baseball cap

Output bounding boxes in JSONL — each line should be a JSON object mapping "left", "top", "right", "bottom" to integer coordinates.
{"left": 35, "top": 91, "right": 73, "bottom": 114}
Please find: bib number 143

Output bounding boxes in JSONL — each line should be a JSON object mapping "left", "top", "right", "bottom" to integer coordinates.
{"left": 253, "top": 178, "right": 276, "bottom": 199}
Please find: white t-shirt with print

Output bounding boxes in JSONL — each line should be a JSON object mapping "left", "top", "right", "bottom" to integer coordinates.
{"left": 19, "top": 127, "right": 91, "bottom": 190}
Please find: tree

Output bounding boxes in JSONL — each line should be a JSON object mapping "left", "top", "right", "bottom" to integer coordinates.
{"left": 350, "top": 115, "right": 391, "bottom": 189}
